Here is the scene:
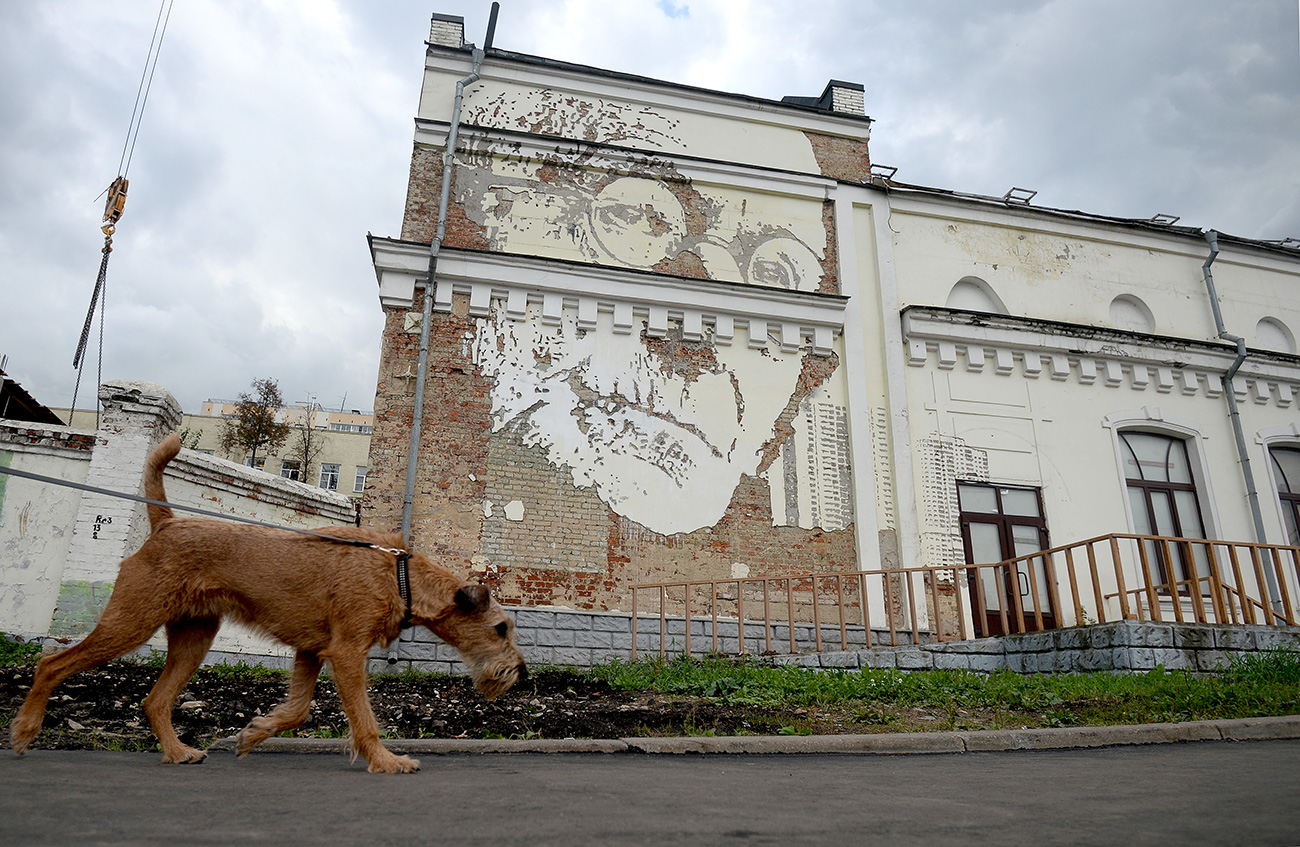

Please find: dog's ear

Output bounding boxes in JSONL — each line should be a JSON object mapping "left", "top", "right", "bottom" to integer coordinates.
{"left": 454, "top": 584, "right": 491, "bottom": 614}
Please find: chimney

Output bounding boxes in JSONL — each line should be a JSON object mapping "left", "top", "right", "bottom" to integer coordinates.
{"left": 781, "top": 80, "right": 866, "bottom": 117}
{"left": 429, "top": 13, "right": 465, "bottom": 48}
{"left": 827, "top": 81, "right": 865, "bottom": 116}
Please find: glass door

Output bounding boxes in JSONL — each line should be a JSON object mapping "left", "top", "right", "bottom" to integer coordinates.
{"left": 959, "top": 483, "right": 1054, "bottom": 636}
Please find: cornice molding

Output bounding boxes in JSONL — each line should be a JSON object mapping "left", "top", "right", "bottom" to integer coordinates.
{"left": 371, "top": 239, "right": 845, "bottom": 356}
{"left": 903, "top": 308, "right": 1300, "bottom": 408}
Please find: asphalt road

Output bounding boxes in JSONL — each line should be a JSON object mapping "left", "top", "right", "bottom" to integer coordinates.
{"left": 3, "top": 741, "right": 1298, "bottom": 846}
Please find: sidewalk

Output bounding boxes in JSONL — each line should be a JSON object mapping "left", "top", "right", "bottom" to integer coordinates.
{"left": 207, "top": 713, "right": 1300, "bottom": 756}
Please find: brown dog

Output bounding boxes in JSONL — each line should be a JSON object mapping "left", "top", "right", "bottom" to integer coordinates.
{"left": 9, "top": 433, "right": 527, "bottom": 773}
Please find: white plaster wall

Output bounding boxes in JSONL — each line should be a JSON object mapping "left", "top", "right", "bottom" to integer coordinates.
{"left": 0, "top": 439, "right": 354, "bottom": 656}
{"left": 0, "top": 447, "right": 88, "bottom": 636}
{"left": 889, "top": 206, "right": 1300, "bottom": 348}
{"left": 902, "top": 338, "right": 1300, "bottom": 618}
{"left": 420, "top": 58, "right": 850, "bottom": 176}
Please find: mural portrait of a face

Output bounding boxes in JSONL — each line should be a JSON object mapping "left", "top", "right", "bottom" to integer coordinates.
{"left": 588, "top": 177, "right": 688, "bottom": 268}
{"left": 474, "top": 305, "right": 806, "bottom": 535}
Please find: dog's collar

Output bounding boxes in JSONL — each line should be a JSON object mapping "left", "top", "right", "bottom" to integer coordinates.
{"left": 374, "top": 545, "right": 414, "bottom": 629}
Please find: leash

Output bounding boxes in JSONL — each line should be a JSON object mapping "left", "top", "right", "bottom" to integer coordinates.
{"left": 0, "top": 462, "right": 414, "bottom": 623}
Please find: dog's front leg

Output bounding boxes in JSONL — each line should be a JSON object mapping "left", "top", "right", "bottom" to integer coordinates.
{"left": 325, "top": 646, "right": 419, "bottom": 774}
{"left": 236, "top": 650, "right": 322, "bottom": 757}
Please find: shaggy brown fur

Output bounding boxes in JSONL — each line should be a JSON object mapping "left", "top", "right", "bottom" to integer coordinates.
{"left": 10, "top": 433, "right": 527, "bottom": 773}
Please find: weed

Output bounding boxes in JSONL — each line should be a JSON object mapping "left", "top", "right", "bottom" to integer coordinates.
{"left": 201, "top": 661, "right": 287, "bottom": 682}
{"left": 0, "top": 636, "right": 41, "bottom": 666}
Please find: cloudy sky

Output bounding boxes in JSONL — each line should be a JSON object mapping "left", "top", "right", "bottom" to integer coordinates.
{"left": 2, "top": 0, "right": 1297, "bottom": 416}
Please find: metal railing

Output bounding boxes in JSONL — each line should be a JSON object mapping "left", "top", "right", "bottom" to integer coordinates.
{"left": 629, "top": 533, "right": 1300, "bottom": 658}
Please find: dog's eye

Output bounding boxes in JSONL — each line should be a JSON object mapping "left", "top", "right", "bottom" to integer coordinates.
{"left": 495, "top": 622, "right": 509, "bottom": 638}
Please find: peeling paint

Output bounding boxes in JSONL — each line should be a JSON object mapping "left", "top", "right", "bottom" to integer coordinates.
{"left": 454, "top": 143, "right": 829, "bottom": 291}
{"left": 474, "top": 302, "right": 806, "bottom": 535}
{"left": 462, "top": 88, "right": 685, "bottom": 148}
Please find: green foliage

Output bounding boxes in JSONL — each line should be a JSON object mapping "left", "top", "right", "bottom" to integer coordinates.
{"left": 0, "top": 636, "right": 42, "bottom": 666}
{"left": 218, "top": 377, "right": 292, "bottom": 466}
{"left": 587, "top": 650, "right": 1300, "bottom": 728}
{"left": 177, "top": 426, "right": 205, "bottom": 450}
{"left": 200, "top": 661, "right": 287, "bottom": 682}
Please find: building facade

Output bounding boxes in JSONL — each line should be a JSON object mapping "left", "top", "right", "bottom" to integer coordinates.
{"left": 60, "top": 401, "right": 374, "bottom": 502}
{"left": 364, "top": 15, "right": 1300, "bottom": 632}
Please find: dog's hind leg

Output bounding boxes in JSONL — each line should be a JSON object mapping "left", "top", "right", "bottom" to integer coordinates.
{"left": 235, "top": 649, "right": 322, "bottom": 757}
{"left": 145, "top": 616, "right": 221, "bottom": 764}
{"left": 325, "top": 644, "right": 419, "bottom": 774}
{"left": 10, "top": 570, "right": 166, "bottom": 756}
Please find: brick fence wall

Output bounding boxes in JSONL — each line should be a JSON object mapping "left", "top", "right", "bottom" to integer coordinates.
{"left": 234, "top": 610, "right": 1300, "bottom": 677}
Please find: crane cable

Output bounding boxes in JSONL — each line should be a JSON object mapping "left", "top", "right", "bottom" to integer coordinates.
{"left": 71, "top": 0, "right": 175, "bottom": 417}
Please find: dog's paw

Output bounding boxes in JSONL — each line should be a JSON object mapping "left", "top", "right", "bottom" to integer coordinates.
{"left": 234, "top": 721, "right": 271, "bottom": 758}
{"left": 367, "top": 753, "right": 421, "bottom": 774}
{"left": 161, "top": 746, "right": 208, "bottom": 765}
{"left": 10, "top": 717, "right": 41, "bottom": 756}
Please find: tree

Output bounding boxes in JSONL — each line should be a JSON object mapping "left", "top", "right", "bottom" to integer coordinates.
{"left": 218, "top": 378, "right": 291, "bottom": 469}
{"left": 282, "top": 400, "right": 327, "bottom": 485}
{"left": 177, "top": 426, "right": 204, "bottom": 450}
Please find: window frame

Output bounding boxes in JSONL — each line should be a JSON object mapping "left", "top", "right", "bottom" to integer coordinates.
{"left": 957, "top": 481, "right": 1053, "bottom": 636}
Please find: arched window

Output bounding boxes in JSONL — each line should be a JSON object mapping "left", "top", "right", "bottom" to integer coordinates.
{"left": 945, "top": 276, "right": 1007, "bottom": 315}
{"left": 1109, "top": 295, "right": 1154, "bottom": 334}
{"left": 1270, "top": 446, "right": 1300, "bottom": 546}
{"left": 1119, "top": 431, "right": 1209, "bottom": 593}
{"left": 1256, "top": 317, "right": 1296, "bottom": 354}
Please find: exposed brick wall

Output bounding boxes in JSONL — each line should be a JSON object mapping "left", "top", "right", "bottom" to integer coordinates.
{"left": 0, "top": 424, "right": 96, "bottom": 453}
{"left": 478, "top": 426, "right": 612, "bottom": 606}
{"left": 364, "top": 290, "right": 490, "bottom": 567}
{"left": 804, "top": 132, "right": 871, "bottom": 184}
{"left": 819, "top": 200, "right": 840, "bottom": 295}
{"left": 399, "top": 145, "right": 490, "bottom": 250}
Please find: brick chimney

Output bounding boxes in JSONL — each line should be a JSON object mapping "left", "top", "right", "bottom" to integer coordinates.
{"left": 781, "top": 80, "right": 866, "bottom": 117}
{"left": 429, "top": 13, "right": 465, "bottom": 48}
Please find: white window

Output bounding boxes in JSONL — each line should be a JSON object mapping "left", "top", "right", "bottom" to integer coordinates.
{"left": 244, "top": 456, "right": 266, "bottom": 470}
{"left": 353, "top": 466, "right": 367, "bottom": 493}
{"left": 319, "top": 463, "right": 340, "bottom": 490}
{"left": 280, "top": 460, "right": 301, "bottom": 481}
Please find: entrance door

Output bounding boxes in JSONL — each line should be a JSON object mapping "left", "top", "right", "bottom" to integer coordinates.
{"left": 959, "top": 483, "right": 1055, "bottom": 636}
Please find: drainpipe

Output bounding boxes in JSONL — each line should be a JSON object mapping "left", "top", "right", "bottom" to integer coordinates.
{"left": 400, "top": 5, "right": 497, "bottom": 545}
{"left": 391, "top": 6, "right": 497, "bottom": 663}
{"left": 1201, "top": 230, "right": 1279, "bottom": 604}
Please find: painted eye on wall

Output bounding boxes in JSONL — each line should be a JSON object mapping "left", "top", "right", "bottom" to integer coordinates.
{"left": 747, "top": 238, "right": 820, "bottom": 291}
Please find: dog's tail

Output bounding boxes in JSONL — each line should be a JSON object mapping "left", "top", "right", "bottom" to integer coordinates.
{"left": 144, "top": 433, "right": 182, "bottom": 531}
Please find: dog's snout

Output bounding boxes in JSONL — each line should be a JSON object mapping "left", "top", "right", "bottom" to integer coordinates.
{"left": 516, "top": 663, "right": 529, "bottom": 682}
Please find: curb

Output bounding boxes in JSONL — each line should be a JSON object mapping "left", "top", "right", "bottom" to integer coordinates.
{"left": 207, "top": 714, "right": 1300, "bottom": 757}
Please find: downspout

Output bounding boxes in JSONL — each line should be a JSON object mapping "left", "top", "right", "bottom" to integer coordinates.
{"left": 391, "top": 5, "right": 498, "bottom": 663}
{"left": 1201, "top": 230, "right": 1279, "bottom": 604}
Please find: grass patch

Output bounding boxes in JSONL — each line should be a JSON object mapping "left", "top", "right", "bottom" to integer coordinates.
{"left": 201, "top": 661, "right": 288, "bottom": 683}
{"left": 0, "top": 637, "right": 42, "bottom": 666}
{"left": 588, "top": 650, "right": 1300, "bottom": 729}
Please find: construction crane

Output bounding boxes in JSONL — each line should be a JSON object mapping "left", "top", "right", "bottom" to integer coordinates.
{"left": 70, "top": 1, "right": 173, "bottom": 416}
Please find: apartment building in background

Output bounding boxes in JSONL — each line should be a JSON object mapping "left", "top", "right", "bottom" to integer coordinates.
{"left": 58, "top": 400, "right": 373, "bottom": 501}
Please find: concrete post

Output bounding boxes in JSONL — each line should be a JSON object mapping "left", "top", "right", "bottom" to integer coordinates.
{"left": 48, "top": 381, "right": 181, "bottom": 638}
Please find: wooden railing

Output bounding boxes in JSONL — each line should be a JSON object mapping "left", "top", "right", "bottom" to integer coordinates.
{"left": 629, "top": 534, "right": 1300, "bottom": 658}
